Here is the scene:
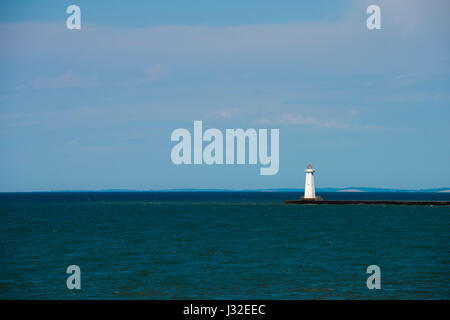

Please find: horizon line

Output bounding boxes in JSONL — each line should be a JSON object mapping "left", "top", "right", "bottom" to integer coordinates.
{"left": 1, "top": 187, "right": 450, "bottom": 193}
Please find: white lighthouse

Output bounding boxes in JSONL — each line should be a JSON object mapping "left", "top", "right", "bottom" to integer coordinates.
{"left": 302, "top": 164, "right": 321, "bottom": 200}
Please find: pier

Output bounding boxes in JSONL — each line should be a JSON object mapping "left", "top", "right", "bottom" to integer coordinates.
{"left": 286, "top": 164, "right": 450, "bottom": 206}
{"left": 284, "top": 199, "right": 450, "bottom": 206}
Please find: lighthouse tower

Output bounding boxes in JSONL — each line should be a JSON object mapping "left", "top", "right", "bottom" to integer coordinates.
{"left": 302, "top": 164, "right": 320, "bottom": 200}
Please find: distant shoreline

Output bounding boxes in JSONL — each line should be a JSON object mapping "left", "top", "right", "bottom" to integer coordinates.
{"left": 1, "top": 188, "right": 450, "bottom": 194}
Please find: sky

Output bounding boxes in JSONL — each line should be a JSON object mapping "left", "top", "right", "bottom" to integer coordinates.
{"left": 0, "top": 0, "right": 449, "bottom": 191}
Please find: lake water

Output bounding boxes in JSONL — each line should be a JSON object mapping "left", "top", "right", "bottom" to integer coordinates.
{"left": 1, "top": 192, "right": 449, "bottom": 299}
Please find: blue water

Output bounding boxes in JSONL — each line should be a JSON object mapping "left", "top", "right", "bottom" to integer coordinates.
{"left": 1, "top": 192, "right": 449, "bottom": 299}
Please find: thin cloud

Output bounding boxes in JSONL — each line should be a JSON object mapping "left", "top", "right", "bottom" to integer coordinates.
{"left": 145, "top": 64, "right": 170, "bottom": 82}
{"left": 257, "top": 112, "right": 350, "bottom": 129}
{"left": 256, "top": 112, "right": 401, "bottom": 131}
{"left": 1, "top": 0, "right": 448, "bottom": 77}
{"left": 216, "top": 108, "right": 241, "bottom": 119}
{"left": 28, "top": 71, "right": 98, "bottom": 89}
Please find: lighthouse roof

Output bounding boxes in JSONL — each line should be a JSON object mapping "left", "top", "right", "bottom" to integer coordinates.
{"left": 307, "top": 164, "right": 312, "bottom": 168}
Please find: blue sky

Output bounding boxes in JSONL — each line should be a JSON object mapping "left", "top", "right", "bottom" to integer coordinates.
{"left": 0, "top": 0, "right": 449, "bottom": 191}
{"left": 0, "top": 1, "right": 350, "bottom": 26}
